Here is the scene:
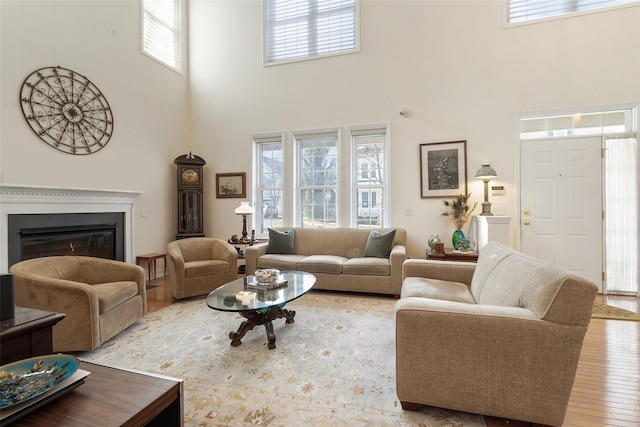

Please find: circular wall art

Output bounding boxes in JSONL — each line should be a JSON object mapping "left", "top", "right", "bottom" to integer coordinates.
{"left": 20, "top": 66, "right": 114, "bottom": 155}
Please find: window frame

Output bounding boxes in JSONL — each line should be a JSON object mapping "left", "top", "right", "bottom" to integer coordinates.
{"left": 351, "top": 125, "right": 390, "bottom": 229}
{"left": 141, "top": 0, "right": 185, "bottom": 74}
{"left": 263, "top": 0, "right": 360, "bottom": 66}
{"left": 294, "top": 129, "right": 341, "bottom": 228}
{"left": 503, "top": 0, "right": 639, "bottom": 27}
{"left": 253, "top": 133, "right": 285, "bottom": 237}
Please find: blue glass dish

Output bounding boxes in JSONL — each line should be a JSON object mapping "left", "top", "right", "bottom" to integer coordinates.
{"left": 0, "top": 354, "right": 80, "bottom": 408}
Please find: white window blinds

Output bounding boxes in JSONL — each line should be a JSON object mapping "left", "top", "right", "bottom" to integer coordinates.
{"left": 142, "top": 0, "right": 182, "bottom": 72}
{"left": 507, "top": 0, "right": 638, "bottom": 23}
{"left": 265, "top": 0, "right": 358, "bottom": 65}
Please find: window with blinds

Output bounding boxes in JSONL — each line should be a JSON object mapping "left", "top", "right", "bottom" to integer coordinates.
{"left": 506, "top": 0, "right": 638, "bottom": 24}
{"left": 264, "top": 0, "right": 359, "bottom": 65}
{"left": 142, "top": 0, "right": 182, "bottom": 73}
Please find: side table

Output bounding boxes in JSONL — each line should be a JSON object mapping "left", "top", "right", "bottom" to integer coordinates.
{"left": 228, "top": 239, "right": 268, "bottom": 274}
{"left": 136, "top": 253, "right": 167, "bottom": 283}
{"left": 426, "top": 249, "right": 478, "bottom": 263}
{"left": 0, "top": 306, "right": 65, "bottom": 365}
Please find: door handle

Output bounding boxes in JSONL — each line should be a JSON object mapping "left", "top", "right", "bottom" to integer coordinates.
{"left": 523, "top": 209, "right": 530, "bottom": 215}
{"left": 524, "top": 220, "right": 531, "bottom": 225}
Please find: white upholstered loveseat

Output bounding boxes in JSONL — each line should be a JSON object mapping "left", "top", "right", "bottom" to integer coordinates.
{"left": 246, "top": 227, "right": 406, "bottom": 295}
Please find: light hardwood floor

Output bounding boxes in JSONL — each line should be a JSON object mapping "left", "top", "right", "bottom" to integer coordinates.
{"left": 145, "top": 276, "right": 639, "bottom": 427}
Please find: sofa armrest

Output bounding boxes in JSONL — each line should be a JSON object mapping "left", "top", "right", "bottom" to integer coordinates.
{"left": 167, "top": 241, "right": 186, "bottom": 280}
{"left": 395, "top": 297, "right": 587, "bottom": 425}
{"left": 389, "top": 244, "right": 407, "bottom": 295}
{"left": 245, "top": 242, "right": 269, "bottom": 275}
{"left": 402, "top": 258, "right": 475, "bottom": 285}
{"left": 12, "top": 274, "right": 102, "bottom": 350}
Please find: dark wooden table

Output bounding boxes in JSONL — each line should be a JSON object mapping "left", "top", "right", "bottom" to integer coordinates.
{"left": 426, "top": 249, "right": 479, "bottom": 263}
{"left": 0, "top": 306, "right": 65, "bottom": 365}
{"left": 7, "top": 360, "right": 183, "bottom": 426}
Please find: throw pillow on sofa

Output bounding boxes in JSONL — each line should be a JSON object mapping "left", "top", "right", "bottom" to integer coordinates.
{"left": 267, "top": 228, "right": 295, "bottom": 254}
{"left": 364, "top": 229, "right": 396, "bottom": 258}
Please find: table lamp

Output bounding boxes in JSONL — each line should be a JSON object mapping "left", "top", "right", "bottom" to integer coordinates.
{"left": 475, "top": 161, "right": 497, "bottom": 216}
{"left": 235, "top": 202, "right": 255, "bottom": 240}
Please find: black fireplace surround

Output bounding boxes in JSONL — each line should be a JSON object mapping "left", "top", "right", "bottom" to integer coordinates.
{"left": 7, "top": 213, "right": 125, "bottom": 268}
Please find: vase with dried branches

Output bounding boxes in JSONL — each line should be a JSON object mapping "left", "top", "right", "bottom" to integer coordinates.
{"left": 441, "top": 193, "right": 477, "bottom": 248}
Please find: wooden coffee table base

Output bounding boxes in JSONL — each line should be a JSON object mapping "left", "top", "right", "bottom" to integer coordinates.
{"left": 229, "top": 307, "right": 295, "bottom": 349}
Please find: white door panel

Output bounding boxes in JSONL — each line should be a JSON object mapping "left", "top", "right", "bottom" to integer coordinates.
{"left": 521, "top": 137, "right": 602, "bottom": 290}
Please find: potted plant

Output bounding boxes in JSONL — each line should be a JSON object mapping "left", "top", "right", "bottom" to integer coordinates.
{"left": 441, "top": 193, "right": 477, "bottom": 248}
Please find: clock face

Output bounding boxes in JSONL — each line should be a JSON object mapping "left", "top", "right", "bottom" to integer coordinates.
{"left": 181, "top": 168, "right": 200, "bottom": 185}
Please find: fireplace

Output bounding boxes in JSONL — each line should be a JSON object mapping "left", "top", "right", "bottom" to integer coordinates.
{"left": 0, "top": 184, "right": 141, "bottom": 272}
{"left": 7, "top": 213, "right": 125, "bottom": 267}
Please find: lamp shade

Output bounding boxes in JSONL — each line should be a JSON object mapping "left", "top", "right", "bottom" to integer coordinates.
{"left": 235, "top": 202, "right": 255, "bottom": 215}
{"left": 475, "top": 162, "right": 497, "bottom": 180}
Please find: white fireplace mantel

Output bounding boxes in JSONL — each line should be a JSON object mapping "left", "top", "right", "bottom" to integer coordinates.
{"left": 0, "top": 184, "right": 143, "bottom": 272}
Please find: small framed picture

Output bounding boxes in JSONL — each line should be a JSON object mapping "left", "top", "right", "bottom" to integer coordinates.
{"left": 216, "top": 172, "right": 246, "bottom": 198}
{"left": 419, "top": 140, "right": 467, "bottom": 198}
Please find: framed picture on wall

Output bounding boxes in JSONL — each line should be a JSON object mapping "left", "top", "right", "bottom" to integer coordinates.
{"left": 216, "top": 172, "right": 246, "bottom": 198}
{"left": 419, "top": 140, "right": 467, "bottom": 198}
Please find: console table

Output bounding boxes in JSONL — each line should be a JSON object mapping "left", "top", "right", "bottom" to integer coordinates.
{"left": 0, "top": 306, "right": 65, "bottom": 365}
{"left": 8, "top": 360, "right": 184, "bottom": 426}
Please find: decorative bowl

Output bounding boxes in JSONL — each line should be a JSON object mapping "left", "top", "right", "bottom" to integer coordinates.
{"left": 0, "top": 354, "right": 80, "bottom": 408}
{"left": 255, "top": 268, "right": 280, "bottom": 284}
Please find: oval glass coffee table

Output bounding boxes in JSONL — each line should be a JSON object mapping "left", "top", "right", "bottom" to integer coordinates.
{"left": 206, "top": 271, "right": 316, "bottom": 349}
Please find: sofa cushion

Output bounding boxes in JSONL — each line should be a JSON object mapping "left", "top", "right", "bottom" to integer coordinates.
{"left": 93, "top": 281, "right": 139, "bottom": 314}
{"left": 184, "top": 260, "right": 230, "bottom": 278}
{"left": 401, "top": 277, "right": 477, "bottom": 304}
{"left": 364, "top": 229, "right": 396, "bottom": 258}
{"left": 342, "top": 257, "right": 391, "bottom": 276}
{"left": 256, "top": 254, "right": 306, "bottom": 271}
{"left": 267, "top": 228, "right": 295, "bottom": 254}
{"left": 298, "top": 255, "right": 346, "bottom": 274}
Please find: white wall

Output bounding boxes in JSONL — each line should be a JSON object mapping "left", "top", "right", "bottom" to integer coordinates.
{"left": 188, "top": 0, "right": 639, "bottom": 258}
{"left": 1, "top": 1, "right": 638, "bottom": 262}
{"left": 0, "top": 0, "right": 189, "bottom": 263}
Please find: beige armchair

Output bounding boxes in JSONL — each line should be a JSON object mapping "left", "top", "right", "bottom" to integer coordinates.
{"left": 166, "top": 237, "right": 238, "bottom": 299}
{"left": 9, "top": 256, "right": 146, "bottom": 352}
{"left": 396, "top": 242, "right": 598, "bottom": 426}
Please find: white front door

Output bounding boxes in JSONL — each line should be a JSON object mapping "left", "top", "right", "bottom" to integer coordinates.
{"left": 520, "top": 137, "right": 603, "bottom": 291}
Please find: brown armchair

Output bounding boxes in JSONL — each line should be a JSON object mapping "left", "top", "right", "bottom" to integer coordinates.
{"left": 9, "top": 256, "right": 146, "bottom": 352}
{"left": 166, "top": 237, "right": 238, "bottom": 299}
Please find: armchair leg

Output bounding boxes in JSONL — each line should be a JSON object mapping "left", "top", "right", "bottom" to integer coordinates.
{"left": 400, "top": 401, "right": 422, "bottom": 411}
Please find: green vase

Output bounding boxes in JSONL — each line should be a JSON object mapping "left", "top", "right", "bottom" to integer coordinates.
{"left": 452, "top": 229, "right": 465, "bottom": 247}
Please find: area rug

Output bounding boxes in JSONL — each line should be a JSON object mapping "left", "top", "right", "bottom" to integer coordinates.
{"left": 592, "top": 302, "right": 640, "bottom": 321}
{"left": 79, "top": 292, "right": 485, "bottom": 426}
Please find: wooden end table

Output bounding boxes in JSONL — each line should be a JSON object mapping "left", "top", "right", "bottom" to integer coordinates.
{"left": 136, "top": 253, "right": 167, "bottom": 283}
{"left": 426, "top": 249, "right": 478, "bottom": 263}
{"left": 0, "top": 306, "right": 65, "bottom": 365}
{"left": 7, "top": 360, "right": 183, "bottom": 426}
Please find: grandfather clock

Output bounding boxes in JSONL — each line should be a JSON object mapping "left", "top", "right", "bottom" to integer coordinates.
{"left": 174, "top": 152, "right": 206, "bottom": 239}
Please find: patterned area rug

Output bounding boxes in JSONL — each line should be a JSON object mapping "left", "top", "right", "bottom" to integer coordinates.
{"left": 592, "top": 302, "right": 640, "bottom": 321}
{"left": 80, "top": 292, "right": 486, "bottom": 426}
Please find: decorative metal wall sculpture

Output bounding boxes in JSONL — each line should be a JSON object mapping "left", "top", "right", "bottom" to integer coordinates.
{"left": 20, "top": 66, "right": 113, "bottom": 155}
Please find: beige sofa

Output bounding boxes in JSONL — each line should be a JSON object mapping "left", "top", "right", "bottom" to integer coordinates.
{"left": 396, "top": 241, "right": 598, "bottom": 426}
{"left": 246, "top": 227, "right": 406, "bottom": 295}
{"left": 9, "top": 256, "right": 146, "bottom": 352}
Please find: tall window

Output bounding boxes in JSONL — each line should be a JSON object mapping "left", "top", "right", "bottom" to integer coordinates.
{"left": 142, "top": 0, "right": 183, "bottom": 73}
{"left": 352, "top": 127, "right": 388, "bottom": 228}
{"left": 506, "top": 0, "right": 638, "bottom": 25}
{"left": 264, "top": 0, "right": 359, "bottom": 65}
{"left": 296, "top": 131, "right": 339, "bottom": 227}
{"left": 255, "top": 135, "right": 284, "bottom": 235}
